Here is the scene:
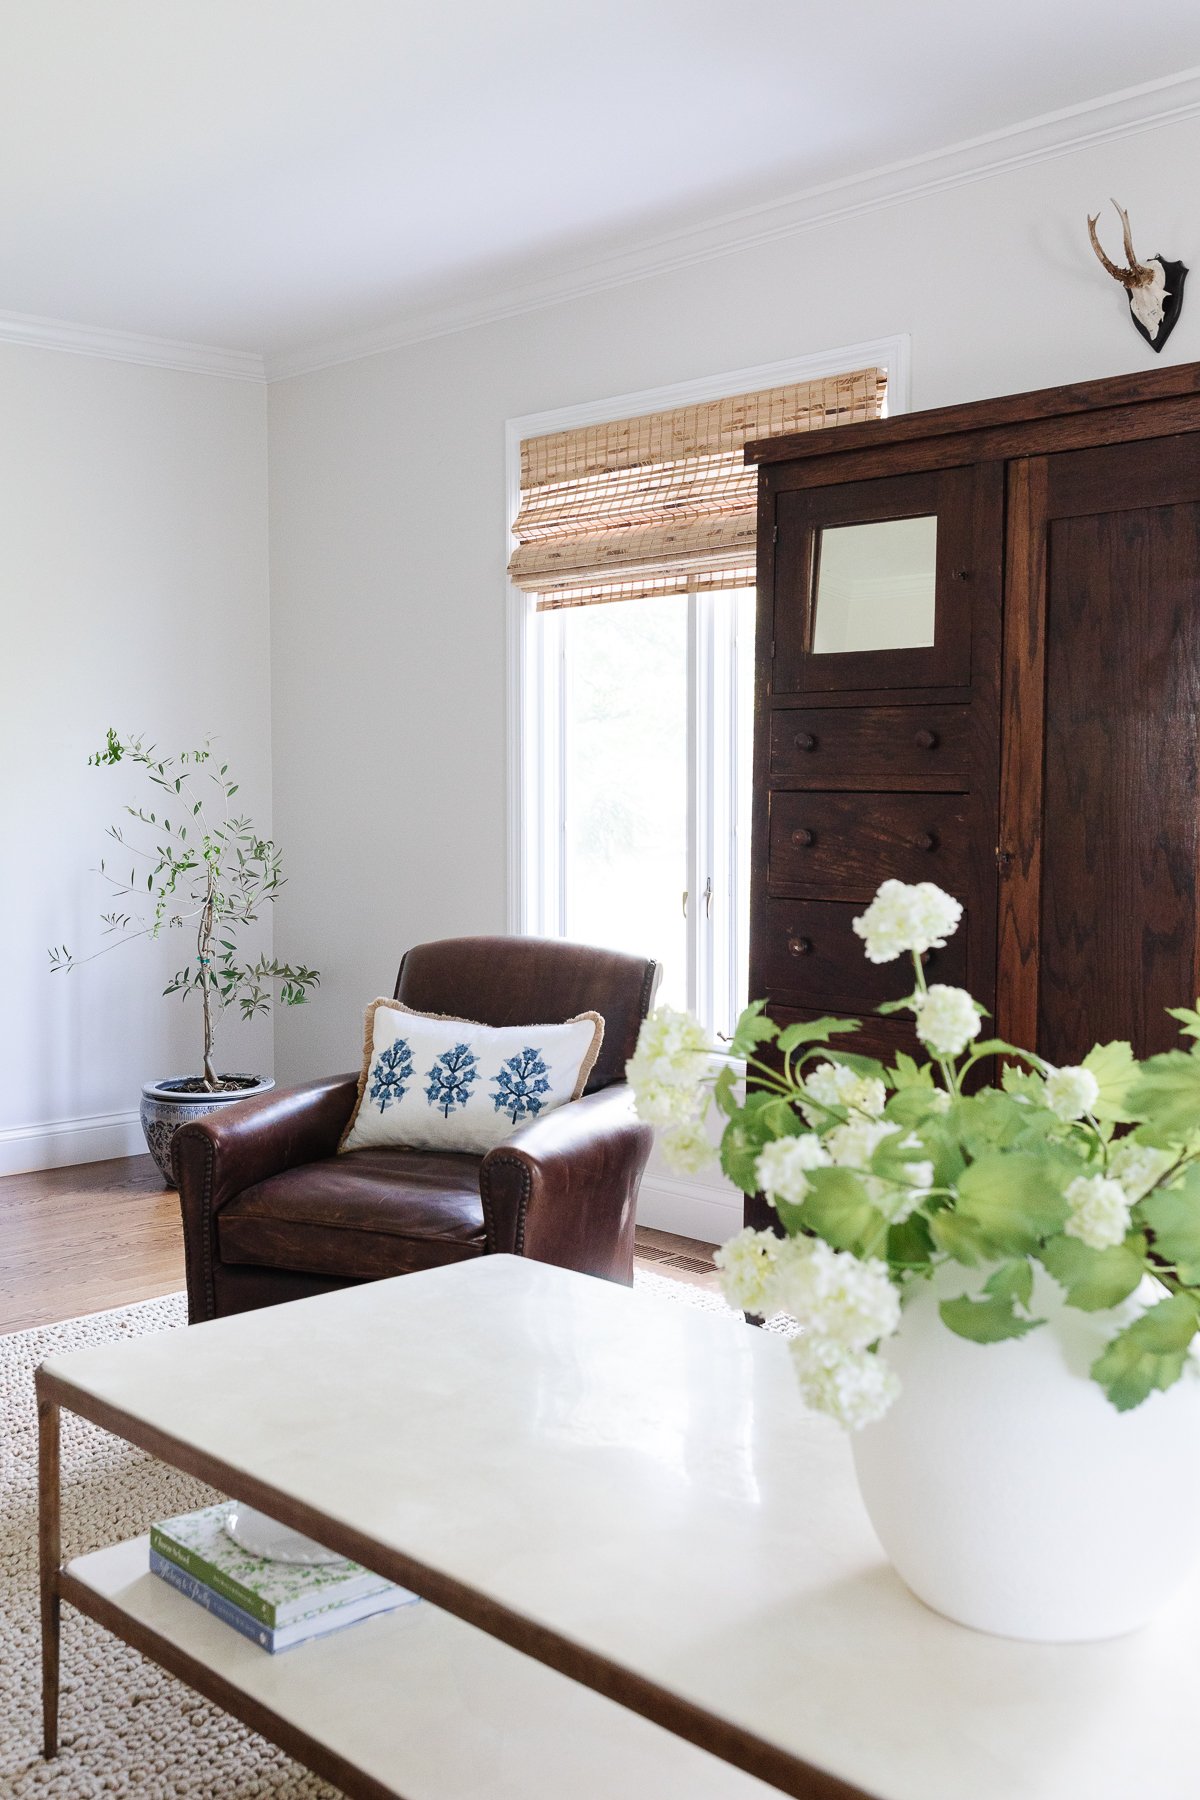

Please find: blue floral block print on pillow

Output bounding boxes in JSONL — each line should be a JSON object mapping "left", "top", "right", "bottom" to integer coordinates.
{"left": 492, "top": 1047, "right": 552, "bottom": 1124}
{"left": 340, "top": 1002, "right": 603, "bottom": 1155}
{"left": 425, "top": 1043, "right": 480, "bottom": 1117}
{"left": 369, "top": 1038, "right": 413, "bottom": 1112}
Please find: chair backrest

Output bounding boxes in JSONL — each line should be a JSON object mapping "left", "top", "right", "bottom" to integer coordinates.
{"left": 394, "top": 936, "right": 660, "bottom": 1092}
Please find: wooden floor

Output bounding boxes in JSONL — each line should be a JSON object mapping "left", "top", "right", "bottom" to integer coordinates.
{"left": 0, "top": 1154, "right": 717, "bottom": 1334}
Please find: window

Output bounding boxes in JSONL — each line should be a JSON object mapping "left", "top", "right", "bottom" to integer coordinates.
{"left": 527, "top": 585, "right": 754, "bottom": 1038}
{"left": 508, "top": 346, "right": 903, "bottom": 1042}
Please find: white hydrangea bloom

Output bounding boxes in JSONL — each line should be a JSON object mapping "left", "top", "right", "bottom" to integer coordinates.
{"left": 913, "top": 985, "right": 983, "bottom": 1058}
{"left": 789, "top": 1335, "right": 901, "bottom": 1431}
{"left": 801, "top": 1060, "right": 887, "bottom": 1125}
{"left": 1064, "top": 1174, "right": 1132, "bottom": 1250}
{"left": 925, "top": 1088, "right": 952, "bottom": 1114}
{"left": 1044, "top": 1065, "right": 1101, "bottom": 1122}
{"left": 824, "top": 1116, "right": 899, "bottom": 1171}
{"left": 626, "top": 1006, "right": 713, "bottom": 1128}
{"left": 1107, "top": 1138, "right": 1175, "bottom": 1201}
{"left": 889, "top": 1155, "right": 935, "bottom": 1224}
{"left": 714, "top": 1228, "right": 780, "bottom": 1314}
{"left": 754, "top": 1133, "right": 831, "bottom": 1207}
{"left": 824, "top": 1117, "right": 933, "bottom": 1218}
{"left": 851, "top": 879, "right": 963, "bottom": 965}
{"left": 772, "top": 1238, "right": 901, "bottom": 1350}
{"left": 660, "top": 1120, "right": 716, "bottom": 1174}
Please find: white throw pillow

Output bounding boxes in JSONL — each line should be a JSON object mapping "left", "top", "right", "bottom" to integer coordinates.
{"left": 339, "top": 1000, "right": 605, "bottom": 1156}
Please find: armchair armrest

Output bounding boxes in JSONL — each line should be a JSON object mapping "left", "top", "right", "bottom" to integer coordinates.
{"left": 479, "top": 1083, "right": 653, "bottom": 1283}
{"left": 174, "top": 1073, "right": 358, "bottom": 1322}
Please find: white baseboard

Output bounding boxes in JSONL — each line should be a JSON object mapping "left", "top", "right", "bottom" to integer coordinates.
{"left": 635, "top": 1170, "right": 742, "bottom": 1246}
{"left": 0, "top": 1108, "right": 145, "bottom": 1177}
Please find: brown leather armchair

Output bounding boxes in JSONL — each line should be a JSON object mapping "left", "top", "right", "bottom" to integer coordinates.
{"left": 174, "top": 936, "right": 659, "bottom": 1323}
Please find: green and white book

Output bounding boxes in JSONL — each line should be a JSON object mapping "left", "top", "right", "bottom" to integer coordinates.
{"left": 150, "top": 1503, "right": 396, "bottom": 1630}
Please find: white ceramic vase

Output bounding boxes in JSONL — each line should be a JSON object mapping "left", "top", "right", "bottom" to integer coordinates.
{"left": 851, "top": 1264, "right": 1200, "bottom": 1641}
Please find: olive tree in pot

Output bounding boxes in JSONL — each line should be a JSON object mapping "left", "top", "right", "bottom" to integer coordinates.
{"left": 50, "top": 730, "right": 319, "bottom": 1186}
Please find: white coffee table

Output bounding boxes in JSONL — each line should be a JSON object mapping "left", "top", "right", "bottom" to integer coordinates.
{"left": 36, "top": 1256, "right": 1200, "bottom": 1799}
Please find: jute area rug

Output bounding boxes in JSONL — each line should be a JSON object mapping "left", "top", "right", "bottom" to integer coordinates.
{"left": 1, "top": 1271, "right": 738, "bottom": 1798}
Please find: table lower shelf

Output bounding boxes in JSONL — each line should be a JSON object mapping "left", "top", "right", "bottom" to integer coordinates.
{"left": 62, "top": 1537, "right": 778, "bottom": 1800}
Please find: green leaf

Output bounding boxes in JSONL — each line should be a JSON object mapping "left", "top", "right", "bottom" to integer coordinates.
{"left": 884, "top": 1085, "right": 946, "bottom": 1129}
{"left": 928, "top": 1208, "right": 986, "bottom": 1264}
{"left": 983, "top": 1258, "right": 1034, "bottom": 1307}
{"left": 939, "top": 1293, "right": 1044, "bottom": 1343}
{"left": 1001, "top": 1063, "right": 1046, "bottom": 1102}
{"left": 758, "top": 1097, "right": 804, "bottom": 1140}
{"left": 775, "top": 1015, "right": 861, "bottom": 1055}
{"left": 1126, "top": 1051, "right": 1200, "bottom": 1139}
{"left": 887, "top": 1212, "right": 935, "bottom": 1268}
{"left": 890, "top": 1053, "right": 934, "bottom": 1092}
{"left": 1138, "top": 1172, "right": 1200, "bottom": 1283}
{"left": 875, "top": 993, "right": 918, "bottom": 1016}
{"left": 799, "top": 1166, "right": 887, "bottom": 1256}
{"left": 712, "top": 1063, "right": 739, "bottom": 1119}
{"left": 1039, "top": 1232, "right": 1147, "bottom": 1311}
{"left": 1166, "top": 1001, "right": 1200, "bottom": 1042}
{"left": 1081, "top": 1040, "right": 1139, "bottom": 1123}
{"left": 727, "top": 1001, "right": 779, "bottom": 1060}
{"left": 719, "top": 1117, "right": 772, "bottom": 1194}
{"left": 1090, "top": 1294, "right": 1200, "bottom": 1411}
{"left": 949, "top": 1090, "right": 1050, "bottom": 1156}
{"left": 953, "top": 1152, "right": 1069, "bottom": 1256}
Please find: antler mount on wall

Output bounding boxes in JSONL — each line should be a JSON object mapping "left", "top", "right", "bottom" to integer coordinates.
{"left": 1087, "top": 199, "right": 1187, "bottom": 354}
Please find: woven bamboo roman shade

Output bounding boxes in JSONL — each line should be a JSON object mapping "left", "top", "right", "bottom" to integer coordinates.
{"left": 509, "top": 367, "right": 887, "bottom": 608}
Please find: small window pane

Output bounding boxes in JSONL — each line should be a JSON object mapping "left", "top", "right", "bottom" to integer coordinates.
{"left": 562, "top": 597, "right": 687, "bottom": 1008}
{"left": 811, "top": 516, "right": 937, "bottom": 654}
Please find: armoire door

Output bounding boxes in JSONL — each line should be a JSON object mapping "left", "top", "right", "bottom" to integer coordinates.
{"left": 999, "top": 436, "right": 1200, "bottom": 1063}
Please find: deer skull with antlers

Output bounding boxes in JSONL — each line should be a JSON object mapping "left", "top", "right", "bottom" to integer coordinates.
{"left": 1087, "top": 200, "right": 1187, "bottom": 353}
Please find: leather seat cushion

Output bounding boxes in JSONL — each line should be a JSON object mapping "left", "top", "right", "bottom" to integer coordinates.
{"left": 217, "top": 1148, "right": 487, "bottom": 1280}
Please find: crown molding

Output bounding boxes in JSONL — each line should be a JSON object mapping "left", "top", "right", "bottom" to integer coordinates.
{"left": 267, "top": 65, "right": 1200, "bottom": 382}
{"left": 0, "top": 309, "right": 265, "bottom": 381}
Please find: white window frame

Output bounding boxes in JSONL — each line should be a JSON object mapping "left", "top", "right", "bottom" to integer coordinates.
{"left": 505, "top": 336, "right": 911, "bottom": 1026}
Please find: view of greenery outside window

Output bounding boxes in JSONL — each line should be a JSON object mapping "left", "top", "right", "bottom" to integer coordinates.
{"left": 536, "top": 586, "right": 755, "bottom": 1042}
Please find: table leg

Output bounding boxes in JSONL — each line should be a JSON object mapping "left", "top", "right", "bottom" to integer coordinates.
{"left": 38, "top": 1394, "right": 61, "bottom": 1760}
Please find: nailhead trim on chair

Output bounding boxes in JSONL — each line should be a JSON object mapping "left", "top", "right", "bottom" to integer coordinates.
{"left": 479, "top": 1155, "right": 531, "bottom": 1257}
{"left": 637, "top": 959, "right": 659, "bottom": 1029}
{"left": 197, "top": 1140, "right": 218, "bottom": 1321}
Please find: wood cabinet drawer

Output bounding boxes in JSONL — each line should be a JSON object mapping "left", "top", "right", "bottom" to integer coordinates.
{"left": 768, "top": 790, "right": 971, "bottom": 899}
{"left": 759, "top": 1005, "right": 922, "bottom": 1069}
{"left": 758, "top": 897, "right": 968, "bottom": 1007}
{"left": 769, "top": 706, "right": 972, "bottom": 783}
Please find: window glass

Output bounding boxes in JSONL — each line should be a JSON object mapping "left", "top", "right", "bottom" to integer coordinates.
{"left": 561, "top": 597, "right": 688, "bottom": 1008}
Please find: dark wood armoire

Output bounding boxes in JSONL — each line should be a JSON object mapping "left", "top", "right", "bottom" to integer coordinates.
{"left": 744, "top": 363, "right": 1200, "bottom": 1228}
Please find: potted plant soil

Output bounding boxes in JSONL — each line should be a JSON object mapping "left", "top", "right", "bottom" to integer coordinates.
{"left": 51, "top": 730, "right": 318, "bottom": 1186}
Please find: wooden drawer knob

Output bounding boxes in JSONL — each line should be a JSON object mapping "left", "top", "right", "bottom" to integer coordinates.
{"left": 914, "top": 728, "right": 939, "bottom": 750}
{"left": 787, "top": 934, "right": 813, "bottom": 957}
{"left": 791, "top": 827, "right": 815, "bottom": 848}
{"left": 914, "top": 831, "right": 939, "bottom": 852}
{"left": 794, "top": 731, "right": 818, "bottom": 752}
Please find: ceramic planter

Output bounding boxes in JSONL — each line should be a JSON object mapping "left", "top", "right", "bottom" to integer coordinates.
{"left": 851, "top": 1264, "right": 1200, "bottom": 1641}
{"left": 139, "top": 1076, "right": 275, "bottom": 1188}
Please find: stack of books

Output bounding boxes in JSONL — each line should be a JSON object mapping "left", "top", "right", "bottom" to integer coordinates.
{"left": 150, "top": 1502, "right": 418, "bottom": 1653}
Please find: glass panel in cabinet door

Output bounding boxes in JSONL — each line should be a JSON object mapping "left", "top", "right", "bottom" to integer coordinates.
{"left": 769, "top": 465, "right": 984, "bottom": 694}
{"left": 811, "top": 516, "right": 937, "bottom": 653}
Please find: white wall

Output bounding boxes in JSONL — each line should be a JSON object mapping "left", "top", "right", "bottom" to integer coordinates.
{"left": 0, "top": 345, "right": 271, "bottom": 1173}
{"left": 261, "top": 114, "right": 1199, "bottom": 1233}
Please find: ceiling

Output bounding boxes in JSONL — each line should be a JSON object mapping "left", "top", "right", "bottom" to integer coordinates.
{"left": 3, "top": 2, "right": 1200, "bottom": 366}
